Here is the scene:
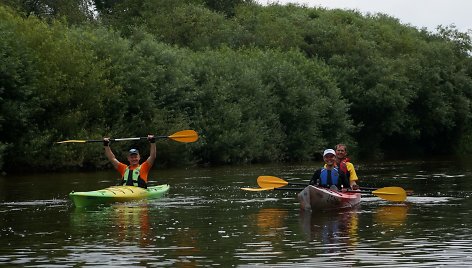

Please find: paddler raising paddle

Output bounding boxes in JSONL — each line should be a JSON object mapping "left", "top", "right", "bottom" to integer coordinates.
{"left": 103, "top": 135, "right": 156, "bottom": 188}
{"left": 309, "top": 149, "right": 351, "bottom": 191}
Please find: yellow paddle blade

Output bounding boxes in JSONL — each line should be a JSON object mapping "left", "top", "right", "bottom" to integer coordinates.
{"left": 56, "top": 140, "right": 88, "bottom": 144}
{"left": 241, "top": 187, "right": 275, "bottom": 192}
{"left": 372, "top": 187, "right": 407, "bottom": 202}
{"left": 257, "top": 176, "right": 288, "bottom": 188}
{"left": 168, "top": 130, "right": 198, "bottom": 143}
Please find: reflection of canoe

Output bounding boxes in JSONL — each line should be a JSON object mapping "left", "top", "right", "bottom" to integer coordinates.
{"left": 298, "top": 185, "right": 361, "bottom": 211}
{"left": 69, "top": 184, "right": 170, "bottom": 207}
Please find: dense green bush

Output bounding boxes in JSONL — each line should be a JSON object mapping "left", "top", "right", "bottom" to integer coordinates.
{"left": 1, "top": 1, "right": 471, "bottom": 172}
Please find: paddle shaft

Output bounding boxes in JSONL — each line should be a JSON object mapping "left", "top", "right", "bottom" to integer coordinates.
{"left": 284, "top": 182, "right": 369, "bottom": 191}
{"left": 274, "top": 187, "right": 371, "bottom": 193}
{"left": 285, "top": 182, "right": 308, "bottom": 187}
{"left": 57, "top": 130, "right": 198, "bottom": 144}
{"left": 348, "top": 190, "right": 381, "bottom": 194}
{"left": 85, "top": 136, "right": 168, "bottom": 142}
{"left": 359, "top": 186, "right": 378, "bottom": 190}
{"left": 360, "top": 186, "right": 414, "bottom": 195}
{"left": 280, "top": 182, "right": 408, "bottom": 194}
{"left": 274, "top": 187, "right": 305, "bottom": 191}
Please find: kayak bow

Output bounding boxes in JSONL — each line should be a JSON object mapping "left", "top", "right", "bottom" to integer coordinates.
{"left": 298, "top": 185, "right": 361, "bottom": 211}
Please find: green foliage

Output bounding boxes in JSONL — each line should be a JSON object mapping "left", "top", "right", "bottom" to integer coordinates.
{"left": 139, "top": 1, "right": 237, "bottom": 49}
{"left": 0, "top": 0, "right": 95, "bottom": 24}
{"left": 183, "top": 48, "right": 285, "bottom": 163}
{"left": 233, "top": 4, "right": 307, "bottom": 49}
{"left": 258, "top": 49, "right": 353, "bottom": 160}
{"left": 1, "top": 2, "right": 472, "bottom": 172}
{"left": 203, "top": 0, "right": 255, "bottom": 17}
{"left": 0, "top": 6, "right": 111, "bottom": 169}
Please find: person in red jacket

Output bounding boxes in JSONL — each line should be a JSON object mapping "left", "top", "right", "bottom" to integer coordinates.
{"left": 335, "top": 144, "right": 359, "bottom": 190}
{"left": 103, "top": 135, "right": 156, "bottom": 188}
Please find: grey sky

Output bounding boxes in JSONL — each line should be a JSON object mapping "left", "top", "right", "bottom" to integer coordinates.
{"left": 259, "top": 0, "right": 472, "bottom": 33}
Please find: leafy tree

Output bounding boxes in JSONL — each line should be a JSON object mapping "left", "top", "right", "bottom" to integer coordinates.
{"left": 182, "top": 48, "right": 284, "bottom": 163}
{"left": 202, "top": 0, "right": 254, "bottom": 17}
{"left": 0, "top": 6, "right": 40, "bottom": 170}
{"left": 0, "top": 0, "right": 95, "bottom": 24}
{"left": 2, "top": 2, "right": 472, "bottom": 172}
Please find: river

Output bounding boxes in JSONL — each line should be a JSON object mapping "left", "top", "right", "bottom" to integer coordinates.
{"left": 1, "top": 158, "right": 472, "bottom": 267}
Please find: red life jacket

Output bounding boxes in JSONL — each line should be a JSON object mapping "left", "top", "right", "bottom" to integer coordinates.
{"left": 338, "top": 157, "right": 350, "bottom": 175}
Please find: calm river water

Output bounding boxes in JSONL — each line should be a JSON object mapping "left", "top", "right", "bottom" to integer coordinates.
{"left": 1, "top": 158, "right": 472, "bottom": 267}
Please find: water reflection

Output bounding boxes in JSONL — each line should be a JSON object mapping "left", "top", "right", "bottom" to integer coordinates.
{"left": 3, "top": 160, "right": 472, "bottom": 266}
{"left": 300, "top": 209, "right": 359, "bottom": 251}
{"left": 373, "top": 204, "right": 408, "bottom": 228}
{"left": 255, "top": 208, "right": 288, "bottom": 235}
{"left": 69, "top": 202, "right": 203, "bottom": 267}
{"left": 70, "top": 203, "right": 153, "bottom": 246}
{"left": 236, "top": 208, "right": 289, "bottom": 262}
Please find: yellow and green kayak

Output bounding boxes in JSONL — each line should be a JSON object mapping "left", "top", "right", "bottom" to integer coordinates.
{"left": 69, "top": 184, "right": 170, "bottom": 207}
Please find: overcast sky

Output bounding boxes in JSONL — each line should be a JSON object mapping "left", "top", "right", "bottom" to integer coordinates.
{"left": 258, "top": 0, "right": 472, "bottom": 33}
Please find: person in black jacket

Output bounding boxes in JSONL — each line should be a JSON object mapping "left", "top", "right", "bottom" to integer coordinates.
{"left": 309, "top": 149, "right": 351, "bottom": 191}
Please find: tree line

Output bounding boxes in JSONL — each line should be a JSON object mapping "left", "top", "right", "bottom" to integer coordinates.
{"left": 1, "top": 1, "right": 471, "bottom": 172}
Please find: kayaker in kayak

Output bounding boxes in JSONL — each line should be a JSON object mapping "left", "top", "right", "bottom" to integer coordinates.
{"left": 309, "top": 149, "right": 351, "bottom": 190}
{"left": 335, "top": 144, "right": 359, "bottom": 190}
{"left": 103, "top": 135, "right": 156, "bottom": 188}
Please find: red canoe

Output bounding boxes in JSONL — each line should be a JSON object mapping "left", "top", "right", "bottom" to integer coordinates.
{"left": 298, "top": 185, "right": 361, "bottom": 211}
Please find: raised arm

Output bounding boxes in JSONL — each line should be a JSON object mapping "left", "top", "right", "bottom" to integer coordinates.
{"left": 104, "top": 138, "right": 120, "bottom": 169}
{"left": 145, "top": 135, "right": 156, "bottom": 166}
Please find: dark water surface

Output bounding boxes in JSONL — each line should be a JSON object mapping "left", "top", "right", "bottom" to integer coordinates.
{"left": 1, "top": 159, "right": 472, "bottom": 267}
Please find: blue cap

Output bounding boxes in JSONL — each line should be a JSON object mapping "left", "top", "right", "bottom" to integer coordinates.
{"left": 128, "top": 148, "right": 139, "bottom": 155}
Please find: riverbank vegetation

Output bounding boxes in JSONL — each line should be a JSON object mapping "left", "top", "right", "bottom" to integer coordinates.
{"left": 1, "top": 1, "right": 471, "bottom": 172}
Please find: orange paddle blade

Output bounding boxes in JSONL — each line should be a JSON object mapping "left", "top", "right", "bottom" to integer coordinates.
{"left": 372, "top": 187, "right": 407, "bottom": 202}
{"left": 56, "top": 140, "right": 88, "bottom": 144}
{"left": 257, "top": 176, "right": 289, "bottom": 188}
{"left": 168, "top": 130, "right": 198, "bottom": 143}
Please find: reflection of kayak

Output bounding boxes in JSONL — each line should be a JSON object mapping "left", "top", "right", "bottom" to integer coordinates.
{"left": 298, "top": 185, "right": 361, "bottom": 211}
{"left": 299, "top": 208, "right": 359, "bottom": 244}
{"left": 69, "top": 184, "right": 170, "bottom": 207}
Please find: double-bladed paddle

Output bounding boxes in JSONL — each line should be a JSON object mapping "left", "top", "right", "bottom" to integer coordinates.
{"left": 242, "top": 175, "right": 407, "bottom": 202}
{"left": 56, "top": 129, "right": 199, "bottom": 144}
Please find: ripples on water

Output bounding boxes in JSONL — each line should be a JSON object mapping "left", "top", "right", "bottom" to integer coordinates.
{"left": 2, "top": 161, "right": 472, "bottom": 266}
